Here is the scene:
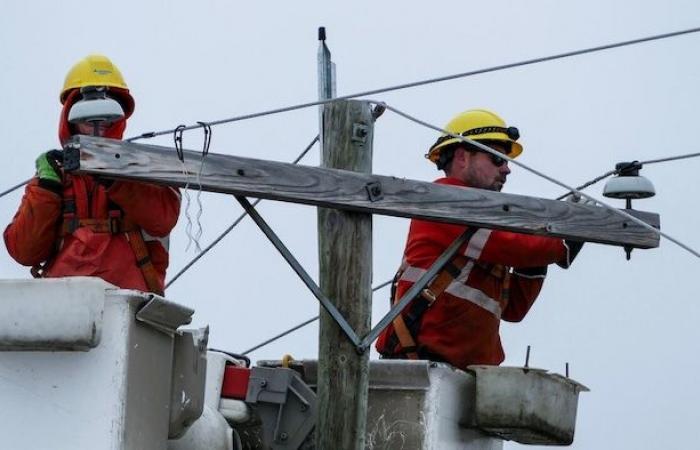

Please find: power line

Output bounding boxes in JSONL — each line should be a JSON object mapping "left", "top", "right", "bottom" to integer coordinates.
{"left": 556, "top": 170, "right": 618, "bottom": 200}
{"left": 641, "top": 151, "right": 700, "bottom": 166}
{"left": 555, "top": 151, "right": 700, "bottom": 200}
{"left": 165, "top": 135, "right": 319, "bottom": 289}
{"left": 235, "top": 146, "right": 700, "bottom": 354}
{"left": 125, "top": 26, "right": 700, "bottom": 143}
{"left": 239, "top": 135, "right": 697, "bottom": 351}
{"left": 381, "top": 102, "right": 700, "bottom": 260}
{"left": 0, "top": 178, "right": 31, "bottom": 200}
{"left": 241, "top": 278, "right": 393, "bottom": 355}
{"left": 4, "top": 26, "right": 700, "bottom": 198}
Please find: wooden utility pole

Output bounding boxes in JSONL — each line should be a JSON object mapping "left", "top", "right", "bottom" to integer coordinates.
{"left": 316, "top": 100, "right": 373, "bottom": 449}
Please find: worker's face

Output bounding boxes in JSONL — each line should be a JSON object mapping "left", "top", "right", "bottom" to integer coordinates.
{"left": 74, "top": 121, "right": 110, "bottom": 137}
{"left": 455, "top": 141, "right": 512, "bottom": 191}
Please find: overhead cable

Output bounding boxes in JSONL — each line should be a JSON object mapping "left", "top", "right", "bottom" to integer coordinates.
{"left": 235, "top": 146, "right": 700, "bottom": 353}
{"left": 4, "top": 27, "right": 700, "bottom": 198}
{"left": 556, "top": 170, "right": 618, "bottom": 200}
{"left": 165, "top": 135, "right": 320, "bottom": 288}
{"left": 235, "top": 147, "right": 700, "bottom": 353}
{"left": 380, "top": 102, "right": 700, "bottom": 260}
{"left": 556, "top": 151, "right": 700, "bottom": 200}
{"left": 125, "top": 26, "right": 700, "bottom": 142}
{"left": 641, "top": 151, "right": 700, "bottom": 166}
{"left": 0, "top": 178, "right": 31, "bottom": 200}
{"left": 241, "top": 278, "right": 393, "bottom": 355}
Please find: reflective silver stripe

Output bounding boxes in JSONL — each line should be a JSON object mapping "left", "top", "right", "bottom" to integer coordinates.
{"left": 445, "top": 281, "right": 502, "bottom": 318}
{"left": 454, "top": 259, "right": 475, "bottom": 284}
{"left": 448, "top": 259, "right": 502, "bottom": 317}
{"left": 141, "top": 231, "right": 170, "bottom": 250}
{"left": 463, "top": 229, "right": 492, "bottom": 259}
{"left": 399, "top": 265, "right": 427, "bottom": 283}
{"left": 562, "top": 240, "right": 573, "bottom": 268}
{"left": 397, "top": 261, "right": 502, "bottom": 318}
{"left": 512, "top": 270, "right": 546, "bottom": 280}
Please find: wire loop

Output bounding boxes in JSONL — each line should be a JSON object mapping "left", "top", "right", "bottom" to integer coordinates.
{"left": 173, "top": 124, "right": 186, "bottom": 162}
{"left": 196, "top": 121, "right": 212, "bottom": 157}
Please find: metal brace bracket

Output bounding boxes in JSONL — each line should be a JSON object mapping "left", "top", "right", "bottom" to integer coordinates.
{"left": 246, "top": 367, "right": 317, "bottom": 449}
{"left": 365, "top": 181, "right": 383, "bottom": 202}
{"left": 235, "top": 196, "right": 361, "bottom": 347}
{"left": 62, "top": 141, "right": 82, "bottom": 172}
{"left": 351, "top": 122, "right": 369, "bottom": 144}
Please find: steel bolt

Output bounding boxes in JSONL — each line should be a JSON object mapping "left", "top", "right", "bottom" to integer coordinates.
{"left": 280, "top": 432, "right": 289, "bottom": 441}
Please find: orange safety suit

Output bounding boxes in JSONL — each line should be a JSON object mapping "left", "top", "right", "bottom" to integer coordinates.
{"left": 4, "top": 89, "right": 180, "bottom": 294}
{"left": 376, "top": 177, "right": 572, "bottom": 369}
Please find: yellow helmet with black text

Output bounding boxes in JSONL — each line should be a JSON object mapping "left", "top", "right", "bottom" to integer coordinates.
{"left": 60, "top": 54, "right": 134, "bottom": 118}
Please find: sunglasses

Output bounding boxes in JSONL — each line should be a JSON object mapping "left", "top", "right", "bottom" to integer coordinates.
{"left": 484, "top": 151, "right": 508, "bottom": 167}
{"left": 473, "top": 149, "right": 508, "bottom": 167}
{"left": 466, "top": 140, "right": 510, "bottom": 167}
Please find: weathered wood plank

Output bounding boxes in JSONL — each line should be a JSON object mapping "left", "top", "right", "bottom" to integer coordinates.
{"left": 64, "top": 135, "right": 661, "bottom": 249}
{"left": 316, "top": 101, "right": 372, "bottom": 450}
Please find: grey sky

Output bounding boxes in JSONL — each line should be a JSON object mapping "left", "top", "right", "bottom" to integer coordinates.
{"left": 2, "top": 1, "right": 699, "bottom": 448}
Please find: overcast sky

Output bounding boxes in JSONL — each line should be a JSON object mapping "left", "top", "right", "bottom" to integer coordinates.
{"left": 2, "top": 1, "right": 699, "bottom": 448}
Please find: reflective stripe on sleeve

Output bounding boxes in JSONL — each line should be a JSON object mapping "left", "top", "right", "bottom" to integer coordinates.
{"left": 463, "top": 229, "right": 492, "bottom": 259}
{"left": 141, "top": 230, "right": 170, "bottom": 250}
{"left": 512, "top": 270, "right": 546, "bottom": 279}
{"left": 399, "top": 265, "right": 427, "bottom": 283}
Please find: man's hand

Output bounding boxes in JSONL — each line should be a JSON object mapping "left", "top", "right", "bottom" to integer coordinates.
{"left": 557, "top": 240, "right": 584, "bottom": 269}
{"left": 35, "top": 150, "right": 63, "bottom": 192}
{"left": 556, "top": 191, "right": 594, "bottom": 268}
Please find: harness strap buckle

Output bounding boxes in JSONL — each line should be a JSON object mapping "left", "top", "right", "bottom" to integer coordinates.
{"left": 109, "top": 217, "right": 121, "bottom": 234}
{"left": 136, "top": 255, "right": 151, "bottom": 267}
{"left": 64, "top": 216, "right": 79, "bottom": 234}
{"left": 421, "top": 288, "right": 437, "bottom": 303}
{"left": 108, "top": 209, "right": 122, "bottom": 234}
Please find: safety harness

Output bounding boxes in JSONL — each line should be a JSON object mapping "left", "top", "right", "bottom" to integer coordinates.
{"left": 31, "top": 178, "right": 163, "bottom": 296}
{"left": 384, "top": 247, "right": 511, "bottom": 360}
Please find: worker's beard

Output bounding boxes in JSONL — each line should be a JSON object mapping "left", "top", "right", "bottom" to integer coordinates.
{"left": 465, "top": 166, "right": 506, "bottom": 192}
{"left": 492, "top": 177, "right": 507, "bottom": 191}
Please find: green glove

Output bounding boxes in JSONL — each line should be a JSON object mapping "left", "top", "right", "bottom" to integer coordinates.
{"left": 35, "top": 150, "right": 63, "bottom": 192}
{"left": 35, "top": 151, "right": 62, "bottom": 182}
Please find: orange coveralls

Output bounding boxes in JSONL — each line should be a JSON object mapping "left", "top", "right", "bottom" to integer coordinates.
{"left": 376, "top": 177, "right": 570, "bottom": 369}
{"left": 4, "top": 89, "right": 180, "bottom": 293}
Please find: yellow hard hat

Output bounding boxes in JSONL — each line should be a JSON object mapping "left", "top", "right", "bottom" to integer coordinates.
{"left": 60, "top": 54, "right": 135, "bottom": 118}
{"left": 426, "top": 109, "right": 523, "bottom": 164}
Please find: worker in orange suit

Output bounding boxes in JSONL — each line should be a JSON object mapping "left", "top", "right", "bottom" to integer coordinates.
{"left": 376, "top": 109, "right": 582, "bottom": 370}
{"left": 4, "top": 54, "right": 180, "bottom": 295}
